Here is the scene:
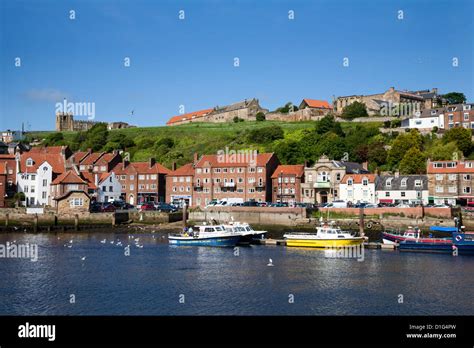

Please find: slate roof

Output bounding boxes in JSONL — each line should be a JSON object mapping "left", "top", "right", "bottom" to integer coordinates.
{"left": 376, "top": 175, "right": 428, "bottom": 190}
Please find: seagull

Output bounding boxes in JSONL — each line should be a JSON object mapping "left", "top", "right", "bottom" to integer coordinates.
{"left": 134, "top": 238, "right": 140, "bottom": 242}
{"left": 81, "top": 256, "right": 86, "bottom": 261}
{"left": 117, "top": 242, "right": 122, "bottom": 246}
{"left": 100, "top": 239, "right": 106, "bottom": 244}
{"left": 110, "top": 241, "right": 114, "bottom": 244}
{"left": 267, "top": 258, "right": 274, "bottom": 267}
{"left": 69, "top": 240, "right": 73, "bottom": 243}
{"left": 67, "top": 245, "right": 72, "bottom": 249}
{"left": 129, "top": 109, "right": 134, "bottom": 116}
{"left": 13, "top": 226, "right": 18, "bottom": 231}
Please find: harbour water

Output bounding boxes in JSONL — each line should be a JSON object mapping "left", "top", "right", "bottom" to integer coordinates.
{"left": 0, "top": 232, "right": 473, "bottom": 316}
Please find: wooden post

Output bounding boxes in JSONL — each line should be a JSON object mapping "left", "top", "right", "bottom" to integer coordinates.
{"left": 54, "top": 215, "right": 58, "bottom": 226}
{"left": 112, "top": 213, "right": 116, "bottom": 227}
{"left": 359, "top": 206, "right": 364, "bottom": 237}
{"left": 183, "top": 203, "right": 187, "bottom": 227}
{"left": 5, "top": 213, "right": 9, "bottom": 227}
{"left": 74, "top": 214, "right": 79, "bottom": 231}
{"left": 33, "top": 214, "right": 38, "bottom": 233}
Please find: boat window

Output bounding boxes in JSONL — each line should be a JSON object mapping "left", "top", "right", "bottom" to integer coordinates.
{"left": 246, "top": 227, "right": 251, "bottom": 231}
{"left": 215, "top": 226, "right": 224, "bottom": 231}
{"left": 205, "top": 227, "right": 214, "bottom": 232}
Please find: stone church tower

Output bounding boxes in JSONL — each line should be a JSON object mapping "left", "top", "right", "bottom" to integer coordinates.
{"left": 55, "top": 112, "right": 74, "bottom": 131}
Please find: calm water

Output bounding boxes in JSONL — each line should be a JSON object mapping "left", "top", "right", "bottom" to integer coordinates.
{"left": 0, "top": 232, "right": 473, "bottom": 315}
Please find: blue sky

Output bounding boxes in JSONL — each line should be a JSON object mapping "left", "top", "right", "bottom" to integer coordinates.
{"left": 1, "top": 0, "right": 473, "bottom": 131}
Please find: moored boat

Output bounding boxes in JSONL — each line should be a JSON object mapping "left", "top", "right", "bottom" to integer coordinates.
{"left": 223, "top": 222, "right": 267, "bottom": 244}
{"left": 452, "top": 232, "right": 474, "bottom": 255}
{"left": 168, "top": 224, "right": 241, "bottom": 247}
{"left": 284, "top": 221, "right": 364, "bottom": 248}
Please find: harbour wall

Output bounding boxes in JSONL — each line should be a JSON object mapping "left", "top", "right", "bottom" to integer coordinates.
{"left": 318, "top": 207, "right": 454, "bottom": 219}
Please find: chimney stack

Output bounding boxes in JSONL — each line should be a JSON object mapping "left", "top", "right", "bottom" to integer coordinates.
{"left": 122, "top": 157, "right": 129, "bottom": 168}
{"left": 362, "top": 161, "right": 368, "bottom": 171}
{"left": 172, "top": 162, "right": 177, "bottom": 171}
{"left": 149, "top": 157, "right": 156, "bottom": 168}
{"left": 193, "top": 153, "right": 198, "bottom": 164}
{"left": 95, "top": 173, "right": 99, "bottom": 187}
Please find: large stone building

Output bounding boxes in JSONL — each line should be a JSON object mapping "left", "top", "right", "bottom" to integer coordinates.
{"left": 166, "top": 99, "right": 267, "bottom": 126}
{"left": 334, "top": 87, "right": 441, "bottom": 116}
{"left": 56, "top": 113, "right": 98, "bottom": 132}
{"left": 266, "top": 98, "right": 333, "bottom": 122}
{"left": 301, "top": 155, "right": 369, "bottom": 204}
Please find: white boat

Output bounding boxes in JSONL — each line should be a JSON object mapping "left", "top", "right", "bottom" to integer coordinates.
{"left": 284, "top": 221, "right": 364, "bottom": 248}
{"left": 168, "top": 224, "right": 241, "bottom": 247}
{"left": 223, "top": 222, "right": 267, "bottom": 244}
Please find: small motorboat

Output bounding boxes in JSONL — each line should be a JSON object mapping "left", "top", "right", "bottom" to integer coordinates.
{"left": 168, "top": 224, "right": 241, "bottom": 247}
{"left": 284, "top": 221, "right": 364, "bottom": 248}
{"left": 383, "top": 227, "right": 452, "bottom": 246}
{"left": 223, "top": 222, "right": 267, "bottom": 244}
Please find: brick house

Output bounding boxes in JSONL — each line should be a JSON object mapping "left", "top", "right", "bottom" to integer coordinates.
{"left": 426, "top": 159, "right": 474, "bottom": 206}
{"left": 50, "top": 169, "right": 89, "bottom": 206}
{"left": 271, "top": 165, "right": 304, "bottom": 203}
{"left": 192, "top": 152, "right": 279, "bottom": 207}
{"left": 166, "top": 163, "right": 195, "bottom": 207}
{"left": 0, "top": 154, "right": 17, "bottom": 197}
{"left": 112, "top": 158, "right": 170, "bottom": 205}
{"left": 53, "top": 190, "right": 90, "bottom": 214}
{"left": 0, "top": 162, "right": 7, "bottom": 207}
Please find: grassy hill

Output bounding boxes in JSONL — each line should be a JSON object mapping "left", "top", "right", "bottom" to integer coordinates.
{"left": 27, "top": 120, "right": 387, "bottom": 169}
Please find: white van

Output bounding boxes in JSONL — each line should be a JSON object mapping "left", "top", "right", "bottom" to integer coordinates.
{"left": 327, "top": 200, "right": 347, "bottom": 208}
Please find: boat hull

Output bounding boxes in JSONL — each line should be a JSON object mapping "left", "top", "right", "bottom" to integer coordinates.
{"left": 453, "top": 233, "right": 474, "bottom": 255}
{"left": 168, "top": 235, "right": 241, "bottom": 247}
{"left": 399, "top": 241, "right": 453, "bottom": 253}
{"left": 285, "top": 238, "right": 364, "bottom": 248}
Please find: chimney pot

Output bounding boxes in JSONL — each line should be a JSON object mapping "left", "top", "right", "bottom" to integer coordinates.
{"left": 149, "top": 157, "right": 156, "bottom": 168}
{"left": 172, "top": 162, "right": 177, "bottom": 171}
{"left": 193, "top": 153, "right": 198, "bottom": 164}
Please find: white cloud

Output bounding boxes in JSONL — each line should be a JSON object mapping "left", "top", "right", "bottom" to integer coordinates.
{"left": 24, "top": 88, "right": 70, "bottom": 102}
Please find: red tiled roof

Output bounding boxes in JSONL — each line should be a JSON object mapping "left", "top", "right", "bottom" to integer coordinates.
{"left": 20, "top": 152, "right": 65, "bottom": 174}
{"left": 53, "top": 190, "right": 89, "bottom": 201}
{"left": 52, "top": 170, "right": 88, "bottom": 185}
{"left": 71, "top": 151, "right": 90, "bottom": 164}
{"left": 271, "top": 165, "right": 304, "bottom": 178}
{"left": 0, "top": 154, "right": 15, "bottom": 160}
{"left": 166, "top": 108, "right": 214, "bottom": 125}
{"left": 169, "top": 163, "right": 195, "bottom": 176}
{"left": 80, "top": 171, "right": 98, "bottom": 190}
{"left": 111, "top": 161, "right": 170, "bottom": 175}
{"left": 301, "top": 99, "right": 332, "bottom": 109}
{"left": 80, "top": 152, "right": 104, "bottom": 165}
{"left": 341, "top": 174, "right": 376, "bottom": 184}
{"left": 427, "top": 160, "right": 474, "bottom": 173}
{"left": 95, "top": 153, "right": 118, "bottom": 165}
{"left": 29, "top": 146, "right": 65, "bottom": 154}
{"left": 195, "top": 153, "right": 275, "bottom": 167}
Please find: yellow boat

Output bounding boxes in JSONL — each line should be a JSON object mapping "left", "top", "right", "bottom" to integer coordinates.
{"left": 284, "top": 222, "right": 364, "bottom": 248}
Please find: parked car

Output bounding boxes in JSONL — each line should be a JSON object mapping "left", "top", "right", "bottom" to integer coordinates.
{"left": 154, "top": 203, "right": 178, "bottom": 213}
{"left": 433, "top": 204, "right": 450, "bottom": 208}
{"left": 242, "top": 201, "right": 259, "bottom": 207}
{"left": 90, "top": 202, "right": 104, "bottom": 213}
{"left": 258, "top": 202, "right": 268, "bottom": 207}
{"left": 101, "top": 203, "right": 116, "bottom": 212}
{"left": 329, "top": 200, "right": 348, "bottom": 208}
{"left": 140, "top": 203, "right": 155, "bottom": 211}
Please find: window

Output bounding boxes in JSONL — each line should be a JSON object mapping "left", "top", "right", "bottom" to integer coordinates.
{"left": 42, "top": 191, "right": 47, "bottom": 199}
{"left": 130, "top": 184, "right": 134, "bottom": 190}
{"left": 204, "top": 168, "right": 209, "bottom": 174}
{"left": 173, "top": 177, "right": 177, "bottom": 182}
{"left": 464, "top": 113, "right": 470, "bottom": 121}
{"left": 415, "top": 180, "right": 422, "bottom": 187}
{"left": 347, "top": 189, "right": 353, "bottom": 197}
{"left": 30, "top": 186, "right": 35, "bottom": 193}
{"left": 363, "top": 190, "right": 368, "bottom": 198}
{"left": 362, "top": 179, "right": 368, "bottom": 186}
{"left": 129, "top": 175, "right": 134, "bottom": 180}
{"left": 151, "top": 184, "right": 156, "bottom": 189}
{"left": 121, "top": 185, "right": 126, "bottom": 190}
{"left": 196, "top": 168, "right": 202, "bottom": 174}
{"left": 102, "top": 186, "right": 107, "bottom": 192}
{"left": 249, "top": 167, "right": 256, "bottom": 173}
{"left": 120, "top": 175, "right": 126, "bottom": 180}
{"left": 230, "top": 168, "right": 235, "bottom": 173}
{"left": 463, "top": 187, "right": 471, "bottom": 194}
{"left": 385, "top": 192, "right": 390, "bottom": 197}
{"left": 172, "top": 187, "right": 177, "bottom": 192}
{"left": 31, "top": 175, "right": 36, "bottom": 181}
{"left": 401, "top": 192, "right": 406, "bottom": 197}
{"left": 8, "top": 169, "right": 13, "bottom": 174}
{"left": 26, "top": 158, "right": 33, "bottom": 166}
{"left": 336, "top": 173, "right": 341, "bottom": 181}
{"left": 139, "top": 184, "right": 145, "bottom": 189}
{"left": 257, "top": 167, "right": 263, "bottom": 173}
{"left": 70, "top": 198, "right": 84, "bottom": 207}
{"left": 446, "top": 162, "right": 456, "bottom": 168}
{"left": 347, "top": 179, "right": 353, "bottom": 186}
{"left": 448, "top": 186, "right": 457, "bottom": 193}
{"left": 238, "top": 177, "right": 243, "bottom": 183}
{"left": 109, "top": 177, "right": 113, "bottom": 183}
{"left": 139, "top": 175, "right": 145, "bottom": 180}
{"left": 179, "top": 177, "right": 184, "bottom": 182}
{"left": 24, "top": 186, "right": 29, "bottom": 193}
{"left": 109, "top": 186, "right": 113, "bottom": 192}
{"left": 464, "top": 174, "right": 471, "bottom": 180}
{"left": 435, "top": 186, "right": 443, "bottom": 193}
{"left": 100, "top": 166, "right": 106, "bottom": 172}
{"left": 42, "top": 179, "right": 47, "bottom": 187}
{"left": 433, "top": 163, "right": 443, "bottom": 168}
{"left": 248, "top": 188, "right": 255, "bottom": 193}
{"left": 466, "top": 162, "right": 474, "bottom": 168}
{"left": 386, "top": 179, "right": 392, "bottom": 187}
{"left": 400, "top": 179, "right": 407, "bottom": 187}
{"left": 151, "top": 174, "right": 157, "bottom": 180}
{"left": 448, "top": 174, "right": 457, "bottom": 181}
{"left": 435, "top": 174, "right": 443, "bottom": 181}
{"left": 290, "top": 177, "right": 295, "bottom": 183}
{"left": 214, "top": 168, "right": 221, "bottom": 173}
{"left": 222, "top": 168, "right": 228, "bottom": 173}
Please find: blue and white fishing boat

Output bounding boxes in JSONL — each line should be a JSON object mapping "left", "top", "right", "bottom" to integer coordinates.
{"left": 168, "top": 224, "right": 241, "bottom": 247}
{"left": 223, "top": 221, "right": 267, "bottom": 244}
{"left": 398, "top": 226, "right": 454, "bottom": 253}
{"left": 452, "top": 232, "right": 474, "bottom": 255}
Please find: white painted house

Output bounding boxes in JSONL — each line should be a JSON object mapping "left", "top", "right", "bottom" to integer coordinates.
{"left": 96, "top": 171, "right": 122, "bottom": 203}
{"left": 339, "top": 174, "right": 377, "bottom": 204}
{"left": 376, "top": 175, "right": 429, "bottom": 205}
{"left": 16, "top": 150, "right": 66, "bottom": 206}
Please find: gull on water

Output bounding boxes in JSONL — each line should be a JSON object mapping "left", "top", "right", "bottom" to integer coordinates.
{"left": 267, "top": 258, "right": 274, "bottom": 267}
{"left": 100, "top": 239, "right": 106, "bottom": 244}
{"left": 81, "top": 257, "right": 86, "bottom": 261}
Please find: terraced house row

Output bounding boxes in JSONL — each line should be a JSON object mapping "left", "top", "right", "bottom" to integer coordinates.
{"left": 2, "top": 145, "right": 474, "bottom": 209}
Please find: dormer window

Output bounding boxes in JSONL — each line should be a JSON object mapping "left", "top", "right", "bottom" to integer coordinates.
{"left": 42, "top": 166, "right": 48, "bottom": 171}
{"left": 386, "top": 178, "right": 392, "bottom": 187}
{"left": 347, "top": 178, "right": 353, "bottom": 186}
{"left": 26, "top": 158, "right": 34, "bottom": 166}
{"left": 433, "top": 163, "right": 443, "bottom": 168}
{"left": 401, "top": 178, "right": 407, "bottom": 187}
{"left": 362, "top": 178, "right": 368, "bottom": 186}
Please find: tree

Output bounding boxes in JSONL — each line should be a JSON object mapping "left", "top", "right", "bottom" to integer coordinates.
{"left": 341, "top": 101, "right": 368, "bottom": 120}
{"left": 399, "top": 147, "right": 426, "bottom": 174}
{"left": 256, "top": 112, "right": 266, "bottom": 122}
{"left": 387, "top": 129, "right": 423, "bottom": 167}
{"left": 43, "top": 132, "right": 65, "bottom": 146}
{"left": 275, "top": 102, "right": 298, "bottom": 114}
{"left": 428, "top": 141, "right": 461, "bottom": 161}
{"left": 233, "top": 116, "right": 244, "bottom": 123}
{"left": 314, "top": 114, "right": 344, "bottom": 136}
{"left": 13, "top": 192, "right": 25, "bottom": 207}
{"left": 442, "top": 92, "right": 466, "bottom": 105}
{"left": 246, "top": 125, "right": 284, "bottom": 143}
{"left": 80, "top": 123, "right": 109, "bottom": 151}
{"left": 368, "top": 142, "right": 388, "bottom": 165}
{"left": 443, "top": 127, "right": 472, "bottom": 156}
{"left": 103, "top": 132, "right": 136, "bottom": 152}
{"left": 273, "top": 140, "right": 304, "bottom": 164}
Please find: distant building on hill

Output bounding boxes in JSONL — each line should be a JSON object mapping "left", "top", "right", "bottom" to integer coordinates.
{"left": 55, "top": 113, "right": 134, "bottom": 132}
{"left": 166, "top": 98, "right": 267, "bottom": 126}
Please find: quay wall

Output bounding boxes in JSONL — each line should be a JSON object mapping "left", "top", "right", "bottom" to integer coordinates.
{"left": 190, "top": 207, "right": 307, "bottom": 226}
{"left": 318, "top": 207, "right": 454, "bottom": 219}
